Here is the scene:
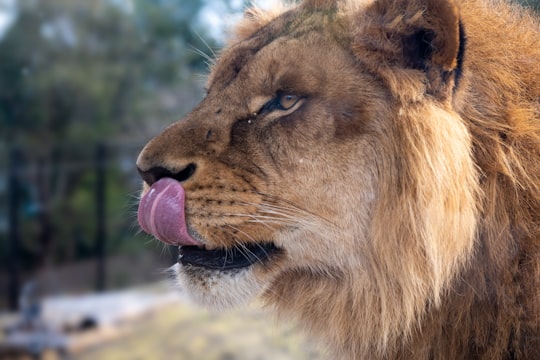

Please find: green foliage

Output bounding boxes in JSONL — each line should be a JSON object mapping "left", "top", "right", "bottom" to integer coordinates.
{"left": 0, "top": 0, "right": 215, "bottom": 145}
{"left": 0, "top": 0, "right": 225, "bottom": 277}
{"left": 517, "top": 0, "right": 540, "bottom": 10}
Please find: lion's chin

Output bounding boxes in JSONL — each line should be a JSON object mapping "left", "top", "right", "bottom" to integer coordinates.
{"left": 171, "top": 244, "right": 282, "bottom": 310}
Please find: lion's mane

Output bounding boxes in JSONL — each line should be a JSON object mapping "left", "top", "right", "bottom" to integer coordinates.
{"left": 234, "top": 0, "right": 540, "bottom": 358}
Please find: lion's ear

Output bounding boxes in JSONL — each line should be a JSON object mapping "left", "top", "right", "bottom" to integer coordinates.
{"left": 352, "top": 0, "right": 463, "bottom": 99}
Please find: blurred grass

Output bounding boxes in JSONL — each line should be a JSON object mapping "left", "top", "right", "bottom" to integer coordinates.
{"left": 74, "top": 299, "right": 324, "bottom": 360}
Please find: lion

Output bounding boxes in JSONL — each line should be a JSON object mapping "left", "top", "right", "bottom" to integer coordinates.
{"left": 136, "top": 0, "right": 540, "bottom": 358}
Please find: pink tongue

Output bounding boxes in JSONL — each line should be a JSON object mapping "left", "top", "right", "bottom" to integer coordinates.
{"left": 137, "top": 178, "right": 200, "bottom": 246}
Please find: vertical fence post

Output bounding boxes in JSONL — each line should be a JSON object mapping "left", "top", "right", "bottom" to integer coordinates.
{"left": 7, "top": 147, "right": 21, "bottom": 311}
{"left": 95, "top": 143, "right": 107, "bottom": 292}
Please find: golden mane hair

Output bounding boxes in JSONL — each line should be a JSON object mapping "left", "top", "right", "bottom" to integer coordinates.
{"left": 234, "top": 0, "right": 540, "bottom": 357}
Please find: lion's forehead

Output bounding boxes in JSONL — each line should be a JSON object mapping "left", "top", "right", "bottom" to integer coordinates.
{"left": 208, "top": 10, "right": 349, "bottom": 93}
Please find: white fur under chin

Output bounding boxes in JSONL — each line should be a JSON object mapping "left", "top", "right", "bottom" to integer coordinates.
{"left": 170, "top": 262, "right": 265, "bottom": 310}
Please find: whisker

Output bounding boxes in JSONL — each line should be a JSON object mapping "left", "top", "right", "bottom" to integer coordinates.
{"left": 221, "top": 212, "right": 285, "bottom": 229}
{"left": 223, "top": 225, "right": 265, "bottom": 265}
{"left": 187, "top": 45, "right": 215, "bottom": 65}
{"left": 192, "top": 29, "right": 217, "bottom": 59}
{"left": 239, "top": 201, "right": 332, "bottom": 230}
{"left": 243, "top": 194, "right": 336, "bottom": 226}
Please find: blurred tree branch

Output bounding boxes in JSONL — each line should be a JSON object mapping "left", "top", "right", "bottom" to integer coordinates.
{"left": 0, "top": 0, "right": 224, "bottom": 275}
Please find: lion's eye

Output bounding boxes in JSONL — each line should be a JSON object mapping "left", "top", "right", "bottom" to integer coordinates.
{"left": 278, "top": 94, "right": 300, "bottom": 110}
{"left": 258, "top": 92, "right": 302, "bottom": 115}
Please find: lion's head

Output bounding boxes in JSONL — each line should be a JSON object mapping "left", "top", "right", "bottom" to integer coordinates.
{"left": 137, "top": 0, "right": 540, "bottom": 357}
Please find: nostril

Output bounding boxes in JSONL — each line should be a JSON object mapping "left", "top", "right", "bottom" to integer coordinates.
{"left": 173, "top": 163, "right": 197, "bottom": 182}
{"left": 137, "top": 166, "right": 170, "bottom": 186}
{"left": 137, "top": 163, "right": 196, "bottom": 186}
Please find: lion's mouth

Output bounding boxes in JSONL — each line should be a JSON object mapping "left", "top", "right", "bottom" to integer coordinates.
{"left": 138, "top": 178, "right": 282, "bottom": 271}
{"left": 179, "top": 243, "right": 280, "bottom": 270}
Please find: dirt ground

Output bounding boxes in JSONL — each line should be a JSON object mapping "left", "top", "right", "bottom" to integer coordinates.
{"left": 73, "top": 300, "right": 324, "bottom": 360}
{"left": 1, "top": 254, "right": 325, "bottom": 360}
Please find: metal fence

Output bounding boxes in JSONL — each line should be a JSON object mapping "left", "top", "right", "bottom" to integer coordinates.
{"left": 0, "top": 140, "right": 170, "bottom": 311}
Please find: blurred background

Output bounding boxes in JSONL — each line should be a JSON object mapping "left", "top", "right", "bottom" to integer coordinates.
{"left": 0, "top": 0, "right": 234, "bottom": 310}
{"left": 0, "top": 0, "right": 538, "bottom": 359}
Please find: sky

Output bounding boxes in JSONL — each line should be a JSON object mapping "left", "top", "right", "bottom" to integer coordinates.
{"left": 0, "top": 0, "right": 283, "bottom": 41}
{"left": 0, "top": 0, "right": 15, "bottom": 39}
{"left": 200, "top": 0, "right": 282, "bottom": 41}
{"left": 199, "top": 0, "right": 244, "bottom": 41}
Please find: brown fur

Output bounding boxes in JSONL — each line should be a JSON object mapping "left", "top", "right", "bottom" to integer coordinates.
{"left": 137, "top": 0, "right": 540, "bottom": 358}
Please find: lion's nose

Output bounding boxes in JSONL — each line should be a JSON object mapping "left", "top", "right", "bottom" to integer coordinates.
{"left": 137, "top": 163, "right": 196, "bottom": 186}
